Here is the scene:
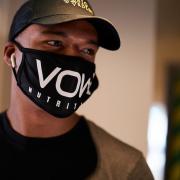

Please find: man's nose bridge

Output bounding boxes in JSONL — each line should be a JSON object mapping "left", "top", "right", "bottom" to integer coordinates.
{"left": 63, "top": 45, "right": 80, "bottom": 57}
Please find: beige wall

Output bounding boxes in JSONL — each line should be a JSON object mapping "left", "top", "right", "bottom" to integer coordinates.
{"left": 0, "top": 0, "right": 156, "bottom": 156}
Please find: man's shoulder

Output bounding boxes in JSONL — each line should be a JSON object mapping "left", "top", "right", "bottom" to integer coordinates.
{"left": 86, "top": 119, "right": 142, "bottom": 158}
{"left": 85, "top": 119, "right": 154, "bottom": 180}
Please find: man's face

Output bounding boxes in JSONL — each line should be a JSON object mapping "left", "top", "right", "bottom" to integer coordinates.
{"left": 3, "top": 20, "right": 99, "bottom": 116}
{"left": 16, "top": 20, "right": 99, "bottom": 63}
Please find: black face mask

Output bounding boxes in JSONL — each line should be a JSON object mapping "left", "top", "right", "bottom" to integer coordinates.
{"left": 12, "top": 42, "right": 99, "bottom": 118}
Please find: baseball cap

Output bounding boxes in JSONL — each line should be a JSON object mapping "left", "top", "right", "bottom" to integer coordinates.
{"left": 9, "top": 0, "right": 120, "bottom": 50}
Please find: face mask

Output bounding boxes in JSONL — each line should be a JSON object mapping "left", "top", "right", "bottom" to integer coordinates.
{"left": 12, "top": 42, "right": 99, "bottom": 118}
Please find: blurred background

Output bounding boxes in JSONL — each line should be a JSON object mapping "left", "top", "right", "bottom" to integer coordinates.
{"left": 0, "top": 0, "right": 180, "bottom": 179}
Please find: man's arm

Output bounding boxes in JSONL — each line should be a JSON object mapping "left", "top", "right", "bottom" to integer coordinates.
{"left": 128, "top": 153, "right": 154, "bottom": 180}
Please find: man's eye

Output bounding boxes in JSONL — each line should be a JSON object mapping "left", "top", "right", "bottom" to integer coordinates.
{"left": 82, "top": 48, "right": 95, "bottom": 56}
{"left": 47, "top": 40, "right": 63, "bottom": 47}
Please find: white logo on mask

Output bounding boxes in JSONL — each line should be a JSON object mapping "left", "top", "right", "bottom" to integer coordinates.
{"left": 36, "top": 59, "right": 93, "bottom": 98}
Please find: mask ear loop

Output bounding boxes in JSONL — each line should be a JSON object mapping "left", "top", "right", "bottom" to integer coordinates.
{"left": 10, "top": 53, "right": 18, "bottom": 81}
{"left": 12, "top": 40, "right": 24, "bottom": 51}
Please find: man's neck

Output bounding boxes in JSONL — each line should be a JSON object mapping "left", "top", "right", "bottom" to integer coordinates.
{"left": 7, "top": 87, "right": 81, "bottom": 138}
{"left": 7, "top": 109, "right": 80, "bottom": 138}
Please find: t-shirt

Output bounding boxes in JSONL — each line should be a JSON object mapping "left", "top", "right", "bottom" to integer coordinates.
{"left": 0, "top": 112, "right": 97, "bottom": 179}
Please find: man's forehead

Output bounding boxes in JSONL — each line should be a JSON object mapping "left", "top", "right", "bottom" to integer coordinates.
{"left": 23, "top": 20, "right": 98, "bottom": 38}
{"left": 40, "top": 20, "right": 97, "bottom": 32}
{"left": 17, "top": 20, "right": 98, "bottom": 46}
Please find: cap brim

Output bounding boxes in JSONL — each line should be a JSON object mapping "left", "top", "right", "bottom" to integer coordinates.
{"left": 33, "top": 15, "right": 121, "bottom": 51}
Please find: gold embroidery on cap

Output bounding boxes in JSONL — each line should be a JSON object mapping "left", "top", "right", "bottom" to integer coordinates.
{"left": 63, "top": 0, "right": 94, "bottom": 15}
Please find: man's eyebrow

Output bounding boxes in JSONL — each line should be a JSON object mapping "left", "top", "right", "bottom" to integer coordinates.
{"left": 41, "top": 30, "right": 68, "bottom": 37}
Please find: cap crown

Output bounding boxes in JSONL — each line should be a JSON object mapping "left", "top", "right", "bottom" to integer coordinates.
{"left": 9, "top": 0, "right": 120, "bottom": 50}
{"left": 9, "top": 0, "right": 95, "bottom": 40}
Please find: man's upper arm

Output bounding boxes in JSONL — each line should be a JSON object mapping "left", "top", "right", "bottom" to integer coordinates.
{"left": 128, "top": 153, "right": 154, "bottom": 180}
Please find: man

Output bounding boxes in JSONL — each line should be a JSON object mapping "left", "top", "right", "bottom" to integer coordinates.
{"left": 0, "top": 0, "right": 154, "bottom": 179}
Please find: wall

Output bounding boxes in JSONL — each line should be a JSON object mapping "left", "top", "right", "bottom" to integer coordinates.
{"left": 0, "top": 0, "right": 156, "bottom": 156}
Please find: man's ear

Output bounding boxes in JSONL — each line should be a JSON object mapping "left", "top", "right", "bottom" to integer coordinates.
{"left": 3, "top": 42, "right": 16, "bottom": 68}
